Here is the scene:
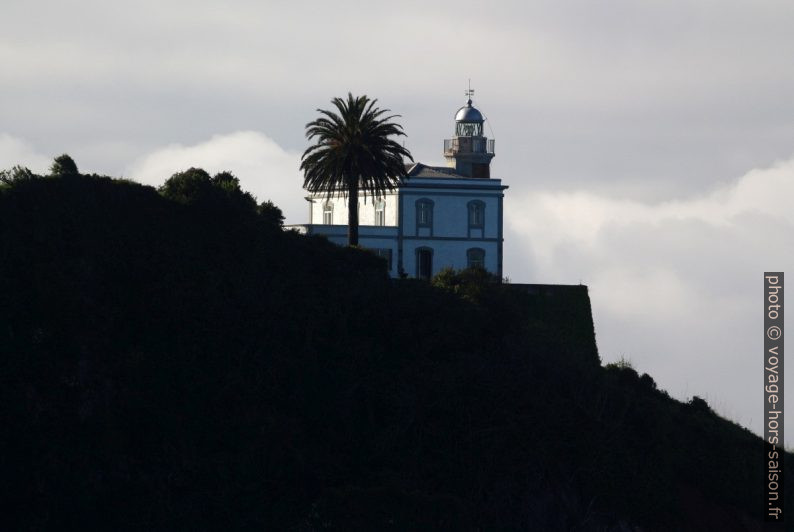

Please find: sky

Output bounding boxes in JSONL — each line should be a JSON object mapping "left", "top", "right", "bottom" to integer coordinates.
{"left": 2, "top": 0, "right": 793, "bottom": 443}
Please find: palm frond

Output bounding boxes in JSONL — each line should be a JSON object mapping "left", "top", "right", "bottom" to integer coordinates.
{"left": 300, "top": 94, "right": 413, "bottom": 199}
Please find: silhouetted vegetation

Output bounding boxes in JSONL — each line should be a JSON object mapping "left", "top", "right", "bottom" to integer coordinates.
{"left": 1, "top": 159, "right": 788, "bottom": 530}
{"left": 50, "top": 153, "right": 79, "bottom": 176}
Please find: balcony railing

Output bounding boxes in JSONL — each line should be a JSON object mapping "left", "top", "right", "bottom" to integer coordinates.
{"left": 443, "top": 137, "right": 495, "bottom": 156}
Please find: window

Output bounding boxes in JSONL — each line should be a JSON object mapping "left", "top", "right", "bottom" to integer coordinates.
{"left": 468, "top": 200, "right": 485, "bottom": 229}
{"left": 417, "top": 247, "right": 433, "bottom": 279}
{"left": 375, "top": 198, "right": 386, "bottom": 226}
{"left": 322, "top": 201, "right": 333, "bottom": 225}
{"left": 416, "top": 199, "right": 434, "bottom": 228}
{"left": 455, "top": 122, "right": 482, "bottom": 137}
{"left": 467, "top": 248, "right": 485, "bottom": 269}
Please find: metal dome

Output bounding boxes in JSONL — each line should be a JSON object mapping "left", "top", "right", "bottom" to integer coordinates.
{"left": 455, "top": 99, "right": 484, "bottom": 122}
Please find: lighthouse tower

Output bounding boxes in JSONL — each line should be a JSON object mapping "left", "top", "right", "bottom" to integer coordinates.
{"left": 443, "top": 89, "right": 495, "bottom": 178}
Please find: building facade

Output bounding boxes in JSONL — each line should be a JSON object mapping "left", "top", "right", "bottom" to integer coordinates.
{"left": 291, "top": 95, "right": 507, "bottom": 279}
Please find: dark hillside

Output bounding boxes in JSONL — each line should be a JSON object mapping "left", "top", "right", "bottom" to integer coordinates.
{"left": 0, "top": 168, "right": 788, "bottom": 530}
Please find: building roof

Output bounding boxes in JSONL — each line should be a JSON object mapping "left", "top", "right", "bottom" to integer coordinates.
{"left": 303, "top": 162, "right": 498, "bottom": 197}
{"left": 404, "top": 162, "right": 468, "bottom": 179}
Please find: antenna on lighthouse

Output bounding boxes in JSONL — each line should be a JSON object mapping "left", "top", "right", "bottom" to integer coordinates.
{"left": 465, "top": 79, "right": 475, "bottom": 103}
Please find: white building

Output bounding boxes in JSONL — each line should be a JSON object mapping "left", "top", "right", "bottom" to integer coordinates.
{"left": 292, "top": 95, "right": 507, "bottom": 280}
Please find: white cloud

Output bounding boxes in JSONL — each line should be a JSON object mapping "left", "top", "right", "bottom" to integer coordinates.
{"left": 0, "top": 134, "right": 52, "bottom": 174}
{"left": 505, "top": 157, "right": 794, "bottom": 442}
{"left": 126, "top": 131, "right": 306, "bottom": 224}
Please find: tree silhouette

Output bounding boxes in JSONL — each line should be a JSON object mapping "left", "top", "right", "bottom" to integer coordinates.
{"left": 0, "top": 165, "right": 35, "bottom": 184}
{"left": 300, "top": 93, "right": 412, "bottom": 246}
{"left": 258, "top": 200, "right": 284, "bottom": 227}
{"left": 50, "top": 154, "right": 78, "bottom": 176}
{"left": 160, "top": 168, "right": 257, "bottom": 212}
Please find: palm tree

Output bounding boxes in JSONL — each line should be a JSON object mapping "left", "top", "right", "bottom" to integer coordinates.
{"left": 300, "top": 93, "right": 413, "bottom": 246}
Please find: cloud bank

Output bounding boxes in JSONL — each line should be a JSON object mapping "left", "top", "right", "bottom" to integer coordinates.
{"left": 0, "top": 130, "right": 309, "bottom": 224}
{"left": 0, "top": 134, "right": 52, "bottom": 174}
{"left": 126, "top": 131, "right": 306, "bottom": 224}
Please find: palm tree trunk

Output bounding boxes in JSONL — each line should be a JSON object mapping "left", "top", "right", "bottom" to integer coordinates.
{"left": 347, "top": 179, "right": 359, "bottom": 246}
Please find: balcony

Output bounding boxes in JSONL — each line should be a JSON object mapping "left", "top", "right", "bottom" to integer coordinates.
{"left": 443, "top": 137, "right": 495, "bottom": 156}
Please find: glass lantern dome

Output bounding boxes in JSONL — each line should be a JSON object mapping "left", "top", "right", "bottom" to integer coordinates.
{"left": 454, "top": 98, "right": 484, "bottom": 137}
